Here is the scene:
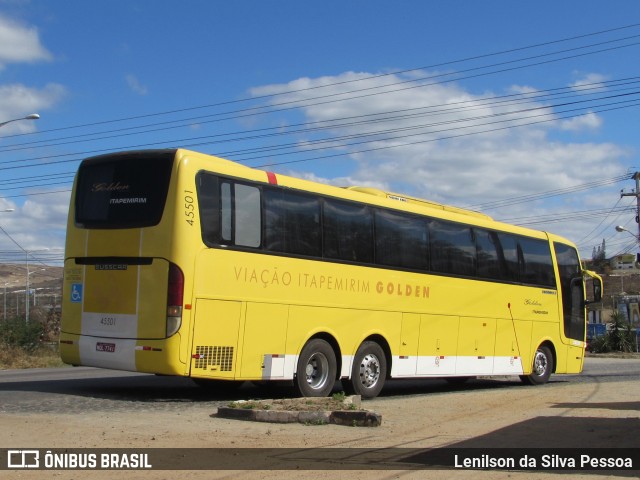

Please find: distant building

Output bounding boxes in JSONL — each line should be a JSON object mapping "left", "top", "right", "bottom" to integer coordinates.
{"left": 610, "top": 254, "right": 639, "bottom": 270}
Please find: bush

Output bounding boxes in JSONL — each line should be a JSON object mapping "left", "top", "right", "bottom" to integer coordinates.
{"left": 0, "top": 318, "right": 45, "bottom": 352}
{"left": 588, "top": 311, "right": 636, "bottom": 353}
{"left": 0, "top": 309, "right": 64, "bottom": 368}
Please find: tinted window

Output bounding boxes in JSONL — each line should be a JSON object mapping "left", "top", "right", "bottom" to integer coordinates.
{"left": 198, "top": 174, "right": 261, "bottom": 248}
{"left": 375, "top": 210, "right": 429, "bottom": 270}
{"left": 220, "top": 182, "right": 232, "bottom": 242}
{"left": 519, "top": 237, "right": 555, "bottom": 287}
{"left": 196, "top": 173, "right": 562, "bottom": 293}
{"left": 75, "top": 151, "right": 174, "bottom": 228}
{"left": 197, "top": 172, "right": 220, "bottom": 245}
{"left": 475, "top": 229, "right": 501, "bottom": 280}
{"left": 555, "top": 243, "right": 585, "bottom": 340}
{"left": 497, "top": 233, "right": 519, "bottom": 282}
{"left": 323, "top": 199, "right": 373, "bottom": 263}
{"left": 430, "top": 220, "right": 476, "bottom": 276}
{"left": 264, "top": 189, "right": 321, "bottom": 256}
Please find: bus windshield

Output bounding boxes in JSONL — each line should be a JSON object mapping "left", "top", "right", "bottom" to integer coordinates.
{"left": 75, "top": 150, "right": 175, "bottom": 229}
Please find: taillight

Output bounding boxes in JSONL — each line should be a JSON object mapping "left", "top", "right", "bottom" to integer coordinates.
{"left": 166, "top": 263, "right": 184, "bottom": 337}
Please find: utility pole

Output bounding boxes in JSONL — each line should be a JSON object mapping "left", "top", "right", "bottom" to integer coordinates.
{"left": 620, "top": 172, "right": 640, "bottom": 242}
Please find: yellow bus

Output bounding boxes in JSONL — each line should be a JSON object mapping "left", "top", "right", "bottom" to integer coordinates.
{"left": 60, "top": 148, "right": 602, "bottom": 398}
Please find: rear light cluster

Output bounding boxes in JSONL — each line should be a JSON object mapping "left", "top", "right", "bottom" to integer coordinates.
{"left": 166, "top": 263, "right": 184, "bottom": 337}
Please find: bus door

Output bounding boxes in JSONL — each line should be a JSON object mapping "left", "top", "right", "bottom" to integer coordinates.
{"left": 554, "top": 242, "right": 586, "bottom": 373}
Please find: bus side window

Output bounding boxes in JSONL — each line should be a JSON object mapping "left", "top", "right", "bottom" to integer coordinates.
{"left": 375, "top": 210, "right": 429, "bottom": 271}
{"left": 519, "top": 238, "right": 555, "bottom": 287}
{"left": 234, "top": 184, "right": 261, "bottom": 248}
{"left": 496, "top": 233, "right": 519, "bottom": 282}
{"left": 323, "top": 199, "right": 373, "bottom": 263}
{"left": 429, "top": 220, "right": 476, "bottom": 277}
{"left": 264, "top": 189, "right": 321, "bottom": 257}
{"left": 216, "top": 179, "right": 261, "bottom": 248}
{"left": 220, "top": 181, "right": 232, "bottom": 243}
{"left": 198, "top": 175, "right": 262, "bottom": 249}
{"left": 196, "top": 172, "right": 221, "bottom": 246}
{"left": 475, "top": 229, "right": 501, "bottom": 280}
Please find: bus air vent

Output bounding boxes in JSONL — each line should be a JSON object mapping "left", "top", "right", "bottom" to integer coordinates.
{"left": 194, "top": 346, "right": 234, "bottom": 371}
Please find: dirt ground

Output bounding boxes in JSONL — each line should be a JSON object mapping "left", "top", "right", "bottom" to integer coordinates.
{"left": 2, "top": 369, "right": 639, "bottom": 480}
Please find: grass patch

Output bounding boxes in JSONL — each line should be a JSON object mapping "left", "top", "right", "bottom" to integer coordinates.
{"left": 0, "top": 310, "right": 64, "bottom": 369}
{"left": 227, "top": 400, "right": 271, "bottom": 410}
{"left": 331, "top": 391, "right": 346, "bottom": 402}
{"left": 0, "top": 344, "right": 66, "bottom": 369}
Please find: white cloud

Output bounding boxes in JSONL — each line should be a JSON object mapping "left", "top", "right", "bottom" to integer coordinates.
{"left": 0, "top": 83, "right": 66, "bottom": 135}
{"left": 0, "top": 190, "right": 70, "bottom": 264}
{"left": 0, "top": 14, "right": 52, "bottom": 69}
{"left": 559, "top": 111, "right": 602, "bottom": 131}
{"left": 249, "top": 71, "right": 630, "bottom": 254}
{"left": 126, "top": 74, "right": 149, "bottom": 95}
{"left": 570, "top": 73, "right": 609, "bottom": 92}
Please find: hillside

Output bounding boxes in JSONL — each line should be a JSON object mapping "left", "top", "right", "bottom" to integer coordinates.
{"left": 0, "top": 264, "right": 63, "bottom": 316}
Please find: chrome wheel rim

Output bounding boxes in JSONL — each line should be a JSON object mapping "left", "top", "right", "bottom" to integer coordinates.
{"left": 358, "top": 353, "right": 381, "bottom": 388}
{"left": 305, "top": 352, "right": 329, "bottom": 390}
{"left": 533, "top": 350, "right": 548, "bottom": 376}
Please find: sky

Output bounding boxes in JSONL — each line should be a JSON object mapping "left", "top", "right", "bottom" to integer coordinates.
{"left": 1, "top": 0, "right": 640, "bottom": 269}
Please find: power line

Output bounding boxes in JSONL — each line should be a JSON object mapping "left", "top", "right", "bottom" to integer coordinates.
{"left": 470, "top": 175, "right": 631, "bottom": 210}
{"left": 3, "top": 23, "right": 639, "bottom": 141}
{"left": 4, "top": 75, "right": 639, "bottom": 154}
{"left": 1, "top": 94, "right": 639, "bottom": 199}
{"left": 0, "top": 27, "right": 637, "bottom": 186}
{"left": 499, "top": 205, "right": 634, "bottom": 226}
{"left": 248, "top": 98, "right": 640, "bottom": 168}
{"left": 2, "top": 86, "right": 639, "bottom": 175}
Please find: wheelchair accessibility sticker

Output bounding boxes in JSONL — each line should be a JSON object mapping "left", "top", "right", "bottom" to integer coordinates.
{"left": 71, "top": 284, "right": 83, "bottom": 303}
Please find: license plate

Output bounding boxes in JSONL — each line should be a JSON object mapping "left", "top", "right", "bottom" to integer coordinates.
{"left": 96, "top": 342, "right": 116, "bottom": 353}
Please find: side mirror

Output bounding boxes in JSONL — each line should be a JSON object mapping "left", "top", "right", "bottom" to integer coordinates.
{"left": 582, "top": 270, "right": 603, "bottom": 305}
{"left": 592, "top": 277, "right": 602, "bottom": 303}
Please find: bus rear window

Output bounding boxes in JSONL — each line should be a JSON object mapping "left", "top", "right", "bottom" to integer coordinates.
{"left": 75, "top": 151, "right": 175, "bottom": 229}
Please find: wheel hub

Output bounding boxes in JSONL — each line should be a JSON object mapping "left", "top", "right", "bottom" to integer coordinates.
{"left": 533, "top": 351, "right": 548, "bottom": 376}
{"left": 358, "top": 353, "right": 381, "bottom": 388}
{"left": 305, "top": 353, "right": 329, "bottom": 390}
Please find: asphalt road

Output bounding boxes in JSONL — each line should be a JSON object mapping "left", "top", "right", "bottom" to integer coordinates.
{"left": 1, "top": 357, "right": 639, "bottom": 478}
{"left": 0, "top": 356, "right": 638, "bottom": 415}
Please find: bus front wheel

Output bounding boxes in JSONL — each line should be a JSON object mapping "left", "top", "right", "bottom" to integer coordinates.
{"left": 295, "top": 339, "right": 337, "bottom": 397}
{"left": 520, "top": 345, "right": 553, "bottom": 385}
{"left": 344, "top": 341, "right": 387, "bottom": 399}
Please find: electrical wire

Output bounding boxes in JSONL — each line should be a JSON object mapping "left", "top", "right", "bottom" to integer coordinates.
{"left": 1, "top": 87, "right": 639, "bottom": 175}
{"left": 4, "top": 75, "right": 639, "bottom": 154}
{"left": 2, "top": 24, "right": 640, "bottom": 264}
{"left": 3, "top": 23, "right": 639, "bottom": 141}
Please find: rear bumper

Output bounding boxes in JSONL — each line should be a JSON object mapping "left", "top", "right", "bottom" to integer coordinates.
{"left": 59, "top": 332, "right": 185, "bottom": 375}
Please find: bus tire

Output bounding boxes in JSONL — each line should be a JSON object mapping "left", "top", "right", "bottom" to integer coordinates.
{"left": 345, "top": 341, "right": 387, "bottom": 399}
{"left": 295, "top": 339, "right": 337, "bottom": 397}
{"left": 520, "top": 345, "right": 553, "bottom": 386}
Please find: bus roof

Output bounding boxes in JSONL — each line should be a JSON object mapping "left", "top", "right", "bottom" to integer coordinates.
{"left": 345, "top": 186, "right": 493, "bottom": 221}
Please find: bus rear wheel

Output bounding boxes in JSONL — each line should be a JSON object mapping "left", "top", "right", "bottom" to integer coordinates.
{"left": 344, "top": 341, "right": 387, "bottom": 399}
{"left": 295, "top": 339, "right": 337, "bottom": 397}
{"left": 520, "top": 345, "right": 553, "bottom": 385}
